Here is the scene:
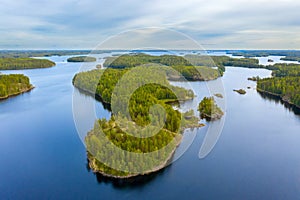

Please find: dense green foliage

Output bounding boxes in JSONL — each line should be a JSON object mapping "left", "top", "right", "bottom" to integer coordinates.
{"left": 280, "top": 56, "right": 300, "bottom": 62}
{"left": 269, "top": 64, "right": 300, "bottom": 77}
{"left": 184, "top": 55, "right": 262, "bottom": 70}
{"left": 86, "top": 118, "right": 181, "bottom": 177}
{"left": 166, "top": 65, "right": 220, "bottom": 81}
{"left": 198, "top": 97, "right": 224, "bottom": 120}
{"left": 73, "top": 67, "right": 194, "bottom": 104}
{"left": 257, "top": 63, "right": 300, "bottom": 107}
{"left": 103, "top": 54, "right": 191, "bottom": 68}
{"left": 73, "top": 65, "right": 202, "bottom": 177}
{"left": 0, "top": 74, "right": 33, "bottom": 99}
{"left": 103, "top": 54, "right": 221, "bottom": 80}
{"left": 67, "top": 56, "right": 96, "bottom": 62}
{"left": 0, "top": 58, "right": 55, "bottom": 70}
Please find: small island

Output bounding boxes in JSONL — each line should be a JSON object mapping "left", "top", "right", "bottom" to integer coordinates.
{"left": 0, "top": 58, "right": 55, "bottom": 70}
{"left": 198, "top": 97, "right": 224, "bottom": 120}
{"left": 214, "top": 93, "right": 223, "bottom": 98}
{"left": 233, "top": 89, "right": 246, "bottom": 95}
{"left": 268, "top": 59, "right": 274, "bottom": 62}
{"left": 67, "top": 56, "right": 97, "bottom": 62}
{"left": 0, "top": 74, "right": 34, "bottom": 100}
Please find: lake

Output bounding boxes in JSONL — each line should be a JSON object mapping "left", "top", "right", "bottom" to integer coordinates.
{"left": 1, "top": 54, "right": 300, "bottom": 199}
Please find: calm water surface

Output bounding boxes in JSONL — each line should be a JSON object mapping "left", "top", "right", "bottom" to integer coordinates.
{"left": 1, "top": 54, "right": 300, "bottom": 199}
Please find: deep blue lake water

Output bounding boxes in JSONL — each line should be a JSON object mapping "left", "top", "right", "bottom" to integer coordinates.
{"left": 1, "top": 53, "right": 300, "bottom": 199}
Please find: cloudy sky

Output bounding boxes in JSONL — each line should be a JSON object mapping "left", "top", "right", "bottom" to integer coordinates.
{"left": 1, "top": 0, "right": 300, "bottom": 49}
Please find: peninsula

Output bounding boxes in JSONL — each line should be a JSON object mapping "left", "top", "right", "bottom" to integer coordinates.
{"left": 0, "top": 74, "right": 34, "bottom": 100}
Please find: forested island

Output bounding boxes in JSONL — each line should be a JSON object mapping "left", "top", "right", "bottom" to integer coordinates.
{"left": 198, "top": 97, "right": 224, "bottom": 120}
{"left": 257, "top": 63, "right": 300, "bottom": 108}
{"left": 73, "top": 62, "right": 203, "bottom": 178}
{"left": 67, "top": 56, "right": 97, "bottom": 62}
{"left": 0, "top": 74, "right": 33, "bottom": 99}
{"left": 0, "top": 58, "right": 55, "bottom": 70}
{"left": 103, "top": 54, "right": 222, "bottom": 81}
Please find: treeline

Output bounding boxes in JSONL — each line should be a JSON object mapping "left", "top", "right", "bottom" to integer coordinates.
{"left": 280, "top": 56, "right": 300, "bottom": 62}
{"left": 103, "top": 54, "right": 222, "bottom": 80}
{"left": 67, "top": 56, "right": 97, "bottom": 62}
{"left": 257, "top": 63, "right": 300, "bottom": 107}
{"left": 0, "top": 58, "right": 55, "bottom": 70}
{"left": 0, "top": 74, "right": 33, "bottom": 99}
{"left": 227, "top": 50, "right": 300, "bottom": 58}
{"left": 0, "top": 50, "right": 111, "bottom": 58}
{"left": 103, "top": 54, "right": 191, "bottom": 68}
{"left": 104, "top": 54, "right": 263, "bottom": 79}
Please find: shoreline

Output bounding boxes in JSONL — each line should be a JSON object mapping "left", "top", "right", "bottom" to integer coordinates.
{"left": 87, "top": 134, "right": 182, "bottom": 179}
{"left": 0, "top": 85, "right": 35, "bottom": 100}
{"left": 257, "top": 88, "right": 300, "bottom": 109}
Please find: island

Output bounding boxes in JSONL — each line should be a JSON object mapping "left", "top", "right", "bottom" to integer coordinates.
{"left": 0, "top": 74, "right": 34, "bottom": 100}
{"left": 67, "top": 56, "right": 97, "bottom": 62}
{"left": 233, "top": 89, "right": 247, "bottom": 95}
{"left": 0, "top": 58, "right": 55, "bottom": 70}
{"left": 103, "top": 54, "right": 222, "bottom": 81}
{"left": 73, "top": 61, "right": 204, "bottom": 178}
{"left": 198, "top": 97, "right": 224, "bottom": 120}
{"left": 214, "top": 93, "right": 223, "bottom": 98}
{"left": 268, "top": 59, "right": 274, "bottom": 62}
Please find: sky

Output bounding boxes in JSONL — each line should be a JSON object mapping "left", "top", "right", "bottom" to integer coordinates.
{"left": 1, "top": 0, "right": 300, "bottom": 50}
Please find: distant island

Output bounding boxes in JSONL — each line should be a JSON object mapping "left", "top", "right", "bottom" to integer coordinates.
{"left": 0, "top": 58, "right": 55, "bottom": 70}
{"left": 233, "top": 89, "right": 247, "bottom": 95}
{"left": 0, "top": 74, "right": 34, "bottom": 100}
{"left": 67, "top": 56, "right": 96, "bottom": 62}
{"left": 198, "top": 97, "right": 224, "bottom": 120}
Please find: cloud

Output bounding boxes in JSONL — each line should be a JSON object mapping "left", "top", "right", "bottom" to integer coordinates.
{"left": 0, "top": 0, "right": 299, "bottom": 49}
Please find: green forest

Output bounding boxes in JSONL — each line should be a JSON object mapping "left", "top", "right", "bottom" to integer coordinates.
{"left": 0, "top": 58, "right": 55, "bottom": 70}
{"left": 103, "top": 53, "right": 263, "bottom": 79}
{"left": 67, "top": 56, "right": 97, "bottom": 62}
{"left": 103, "top": 54, "right": 222, "bottom": 80}
{"left": 257, "top": 63, "right": 300, "bottom": 108}
{"left": 0, "top": 74, "right": 33, "bottom": 99}
{"left": 198, "top": 97, "right": 224, "bottom": 120}
{"left": 73, "top": 66, "right": 202, "bottom": 177}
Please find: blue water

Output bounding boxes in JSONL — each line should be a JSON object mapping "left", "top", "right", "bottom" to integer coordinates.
{"left": 1, "top": 54, "right": 300, "bottom": 199}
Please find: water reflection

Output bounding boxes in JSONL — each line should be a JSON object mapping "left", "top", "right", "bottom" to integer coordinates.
{"left": 86, "top": 158, "right": 170, "bottom": 189}
{"left": 258, "top": 91, "right": 300, "bottom": 115}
